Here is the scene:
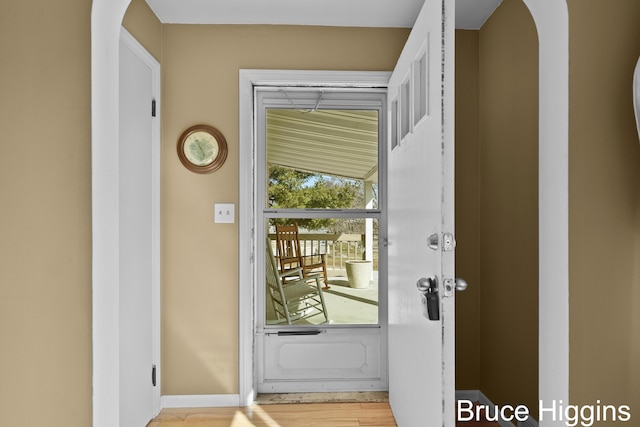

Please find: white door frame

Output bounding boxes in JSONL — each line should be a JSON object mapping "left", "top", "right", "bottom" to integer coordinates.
{"left": 92, "top": 1, "right": 568, "bottom": 421}
{"left": 239, "top": 70, "right": 392, "bottom": 404}
{"left": 92, "top": 3, "right": 161, "bottom": 425}
{"left": 521, "top": 0, "right": 570, "bottom": 411}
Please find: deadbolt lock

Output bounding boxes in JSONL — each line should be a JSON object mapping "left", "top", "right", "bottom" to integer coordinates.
{"left": 427, "top": 232, "right": 456, "bottom": 252}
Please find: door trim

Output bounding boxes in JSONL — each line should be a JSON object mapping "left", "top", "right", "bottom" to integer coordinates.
{"left": 91, "top": 11, "right": 161, "bottom": 424}
{"left": 442, "top": 0, "right": 456, "bottom": 421}
{"left": 239, "top": 70, "right": 391, "bottom": 405}
{"left": 521, "top": 0, "right": 570, "bottom": 409}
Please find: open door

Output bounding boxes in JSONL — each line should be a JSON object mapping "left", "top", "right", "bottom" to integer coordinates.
{"left": 387, "top": 0, "right": 455, "bottom": 425}
{"left": 118, "top": 28, "right": 160, "bottom": 426}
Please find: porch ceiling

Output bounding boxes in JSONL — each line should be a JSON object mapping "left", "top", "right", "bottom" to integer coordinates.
{"left": 266, "top": 109, "right": 379, "bottom": 182}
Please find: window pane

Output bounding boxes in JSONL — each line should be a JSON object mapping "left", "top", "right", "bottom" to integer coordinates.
{"left": 266, "top": 109, "right": 378, "bottom": 210}
{"left": 400, "top": 78, "right": 411, "bottom": 140}
{"left": 413, "top": 48, "right": 428, "bottom": 124}
{"left": 265, "top": 218, "right": 379, "bottom": 325}
{"left": 391, "top": 98, "right": 399, "bottom": 150}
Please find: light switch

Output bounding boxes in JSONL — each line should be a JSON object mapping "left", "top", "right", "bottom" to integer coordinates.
{"left": 214, "top": 203, "right": 235, "bottom": 223}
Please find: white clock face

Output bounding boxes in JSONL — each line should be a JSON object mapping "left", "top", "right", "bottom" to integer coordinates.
{"left": 184, "top": 131, "right": 219, "bottom": 166}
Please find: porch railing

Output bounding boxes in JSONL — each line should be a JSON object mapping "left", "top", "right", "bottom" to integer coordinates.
{"left": 268, "top": 233, "right": 378, "bottom": 272}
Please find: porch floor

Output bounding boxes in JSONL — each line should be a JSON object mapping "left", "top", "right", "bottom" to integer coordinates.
{"left": 267, "top": 272, "right": 379, "bottom": 325}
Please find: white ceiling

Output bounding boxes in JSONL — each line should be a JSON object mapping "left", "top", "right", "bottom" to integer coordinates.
{"left": 146, "top": 0, "right": 503, "bottom": 30}
{"left": 455, "top": 0, "right": 502, "bottom": 29}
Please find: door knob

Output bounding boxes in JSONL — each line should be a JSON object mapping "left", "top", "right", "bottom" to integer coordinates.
{"left": 416, "top": 276, "right": 436, "bottom": 293}
{"left": 455, "top": 278, "right": 468, "bottom": 291}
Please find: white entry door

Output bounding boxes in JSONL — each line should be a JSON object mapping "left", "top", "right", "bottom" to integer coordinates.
{"left": 387, "top": 0, "right": 455, "bottom": 425}
{"left": 118, "top": 28, "right": 160, "bottom": 426}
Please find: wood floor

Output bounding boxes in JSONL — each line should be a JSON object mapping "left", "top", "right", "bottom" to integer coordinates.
{"left": 148, "top": 402, "right": 397, "bottom": 426}
{"left": 147, "top": 401, "right": 502, "bottom": 426}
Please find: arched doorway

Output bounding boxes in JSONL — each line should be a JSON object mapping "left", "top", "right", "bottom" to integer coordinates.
{"left": 91, "top": 2, "right": 569, "bottom": 425}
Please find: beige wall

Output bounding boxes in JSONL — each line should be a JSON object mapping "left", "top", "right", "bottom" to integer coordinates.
{"left": 5, "top": 0, "right": 640, "bottom": 421}
{"left": 121, "top": 10, "right": 491, "bottom": 397}
{"left": 455, "top": 29, "right": 482, "bottom": 390}
{"left": 568, "top": 0, "right": 640, "bottom": 411}
{"left": 123, "top": 0, "right": 163, "bottom": 61}
{"left": 0, "top": 1, "right": 92, "bottom": 426}
{"left": 454, "top": 0, "right": 540, "bottom": 410}
{"left": 478, "top": 0, "right": 539, "bottom": 412}
{"left": 116, "top": 0, "right": 640, "bottom": 415}
{"left": 160, "top": 24, "right": 409, "bottom": 395}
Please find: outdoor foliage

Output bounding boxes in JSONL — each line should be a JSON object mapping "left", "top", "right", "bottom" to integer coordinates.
{"left": 268, "top": 165, "right": 361, "bottom": 230}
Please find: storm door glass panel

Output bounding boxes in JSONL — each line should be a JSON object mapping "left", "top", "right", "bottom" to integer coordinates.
{"left": 265, "top": 218, "right": 379, "bottom": 326}
{"left": 264, "top": 104, "right": 382, "bottom": 327}
{"left": 266, "top": 109, "right": 378, "bottom": 210}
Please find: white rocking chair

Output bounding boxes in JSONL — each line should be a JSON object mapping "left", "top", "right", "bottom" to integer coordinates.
{"left": 266, "top": 238, "right": 329, "bottom": 325}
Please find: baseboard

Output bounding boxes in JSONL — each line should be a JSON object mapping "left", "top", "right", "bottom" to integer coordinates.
{"left": 456, "top": 390, "right": 538, "bottom": 427}
{"left": 161, "top": 394, "right": 240, "bottom": 408}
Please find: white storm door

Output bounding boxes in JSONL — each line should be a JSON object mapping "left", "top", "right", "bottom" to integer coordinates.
{"left": 119, "top": 28, "right": 160, "bottom": 426}
{"left": 255, "top": 88, "right": 388, "bottom": 393}
{"left": 387, "top": 0, "right": 455, "bottom": 425}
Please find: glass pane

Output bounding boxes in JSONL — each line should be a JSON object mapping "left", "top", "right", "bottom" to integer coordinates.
{"left": 391, "top": 98, "right": 398, "bottom": 150}
{"left": 266, "top": 109, "right": 378, "bottom": 210}
{"left": 413, "top": 49, "right": 428, "bottom": 124}
{"left": 401, "top": 78, "right": 411, "bottom": 140}
{"left": 265, "top": 218, "right": 379, "bottom": 325}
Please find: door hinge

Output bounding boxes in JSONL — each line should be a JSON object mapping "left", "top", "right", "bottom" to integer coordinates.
{"left": 151, "top": 99, "right": 157, "bottom": 117}
{"left": 152, "top": 364, "right": 157, "bottom": 387}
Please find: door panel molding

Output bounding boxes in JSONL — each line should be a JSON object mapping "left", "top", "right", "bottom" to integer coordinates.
{"left": 261, "top": 328, "right": 383, "bottom": 388}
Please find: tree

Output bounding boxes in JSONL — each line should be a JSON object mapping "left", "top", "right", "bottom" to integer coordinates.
{"left": 268, "top": 165, "right": 360, "bottom": 230}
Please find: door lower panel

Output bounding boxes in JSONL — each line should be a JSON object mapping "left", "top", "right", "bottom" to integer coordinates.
{"left": 257, "top": 328, "right": 386, "bottom": 392}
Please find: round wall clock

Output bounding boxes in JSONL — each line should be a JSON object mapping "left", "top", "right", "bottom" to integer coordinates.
{"left": 177, "top": 124, "right": 228, "bottom": 174}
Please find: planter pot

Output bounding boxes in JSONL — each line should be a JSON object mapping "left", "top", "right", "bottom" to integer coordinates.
{"left": 345, "top": 260, "right": 372, "bottom": 289}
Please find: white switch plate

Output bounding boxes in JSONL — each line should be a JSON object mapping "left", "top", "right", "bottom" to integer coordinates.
{"left": 214, "top": 203, "right": 235, "bottom": 223}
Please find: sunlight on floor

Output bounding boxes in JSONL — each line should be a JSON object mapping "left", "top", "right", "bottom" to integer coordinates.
{"left": 149, "top": 402, "right": 397, "bottom": 426}
{"left": 242, "top": 406, "right": 281, "bottom": 426}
